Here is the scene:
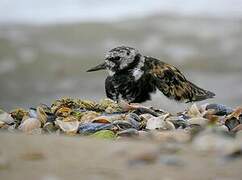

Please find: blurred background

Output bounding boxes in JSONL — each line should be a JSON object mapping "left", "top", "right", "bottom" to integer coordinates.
{"left": 0, "top": 0, "right": 241, "bottom": 112}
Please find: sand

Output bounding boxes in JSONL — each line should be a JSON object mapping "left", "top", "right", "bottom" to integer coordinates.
{"left": 0, "top": 132, "right": 242, "bottom": 180}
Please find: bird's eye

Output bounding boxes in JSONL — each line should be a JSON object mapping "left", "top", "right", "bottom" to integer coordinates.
{"left": 109, "top": 57, "right": 120, "bottom": 62}
{"left": 126, "top": 52, "right": 130, "bottom": 55}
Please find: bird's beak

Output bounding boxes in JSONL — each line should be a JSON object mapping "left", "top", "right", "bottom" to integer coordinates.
{"left": 86, "top": 62, "right": 106, "bottom": 72}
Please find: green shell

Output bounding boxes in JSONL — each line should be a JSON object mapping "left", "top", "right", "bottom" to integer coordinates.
{"left": 90, "top": 130, "right": 116, "bottom": 140}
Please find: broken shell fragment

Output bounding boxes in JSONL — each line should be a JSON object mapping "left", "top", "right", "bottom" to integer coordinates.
{"left": 91, "top": 130, "right": 116, "bottom": 140}
{"left": 127, "top": 117, "right": 140, "bottom": 130}
{"left": 0, "top": 121, "right": 5, "bottom": 128}
{"left": 227, "top": 106, "right": 242, "bottom": 122}
{"left": 78, "top": 123, "right": 113, "bottom": 135}
{"left": 91, "top": 114, "right": 125, "bottom": 124}
{"left": 56, "top": 107, "right": 72, "bottom": 117}
{"left": 139, "top": 114, "right": 155, "bottom": 122}
{"left": 225, "top": 118, "right": 240, "bottom": 131}
{"left": 91, "top": 116, "right": 111, "bottom": 124}
{"left": 10, "top": 108, "right": 29, "bottom": 126}
{"left": 146, "top": 114, "right": 171, "bottom": 130}
{"left": 126, "top": 113, "right": 142, "bottom": 122}
{"left": 112, "top": 120, "right": 133, "bottom": 130}
{"left": 97, "top": 98, "right": 122, "bottom": 113}
{"left": 43, "top": 122, "right": 58, "bottom": 133}
{"left": 77, "top": 99, "right": 96, "bottom": 110}
{"left": 231, "top": 124, "right": 242, "bottom": 133}
{"left": 206, "top": 104, "right": 233, "bottom": 116}
{"left": 80, "top": 111, "right": 100, "bottom": 123}
{"left": 18, "top": 118, "right": 41, "bottom": 133}
{"left": 187, "top": 117, "right": 209, "bottom": 126}
{"left": 187, "top": 103, "right": 203, "bottom": 118}
{"left": 0, "top": 109, "right": 14, "bottom": 124}
{"left": 37, "top": 106, "right": 48, "bottom": 125}
{"left": 55, "top": 120, "right": 79, "bottom": 133}
{"left": 166, "top": 116, "right": 187, "bottom": 129}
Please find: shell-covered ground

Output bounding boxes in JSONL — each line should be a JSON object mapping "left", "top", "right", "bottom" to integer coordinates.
{"left": 0, "top": 98, "right": 242, "bottom": 180}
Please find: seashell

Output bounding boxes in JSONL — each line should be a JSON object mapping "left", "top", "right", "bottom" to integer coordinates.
{"left": 126, "top": 113, "right": 142, "bottom": 122}
{"left": 166, "top": 116, "right": 187, "bottom": 129}
{"left": 187, "top": 117, "right": 208, "bottom": 126}
{"left": 90, "top": 130, "right": 116, "bottom": 140}
{"left": 91, "top": 114, "right": 125, "bottom": 124}
{"left": 62, "top": 116, "right": 78, "bottom": 122}
{"left": 18, "top": 118, "right": 41, "bottom": 133}
{"left": 146, "top": 114, "right": 170, "bottom": 130}
{"left": 0, "top": 121, "right": 5, "bottom": 128}
{"left": 139, "top": 114, "right": 155, "bottom": 122}
{"left": 55, "top": 120, "right": 79, "bottom": 133}
{"left": 80, "top": 111, "right": 100, "bottom": 123}
{"left": 98, "top": 98, "right": 116, "bottom": 108}
{"left": 51, "top": 97, "right": 79, "bottom": 113}
{"left": 226, "top": 106, "right": 242, "bottom": 122}
{"left": 29, "top": 108, "right": 38, "bottom": 118}
{"left": 112, "top": 120, "right": 133, "bottom": 130}
{"left": 56, "top": 107, "right": 72, "bottom": 117}
{"left": 10, "top": 108, "right": 29, "bottom": 122}
{"left": 46, "top": 114, "right": 57, "bottom": 123}
{"left": 78, "top": 123, "right": 113, "bottom": 135}
{"left": 225, "top": 118, "right": 240, "bottom": 131}
{"left": 134, "top": 107, "right": 160, "bottom": 117}
{"left": 203, "top": 113, "right": 219, "bottom": 125}
{"left": 36, "top": 106, "right": 48, "bottom": 125}
{"left": 43, "top": 122, "right": 58, "bottom": 133}
{"left": 117, "top": 128, "right": 139, "bottom": 137}
{"left": 231, "top": 124, "right": 242, "bottom": 133}
{"left": 91, "top": 116, "right": 111, "bottom": 124}
{"left": 128, "top": 118, "right": 140, "bottom": 130}
{"left": 77, "top": 99, "right": 97, "bottom": 110}
{"left": 97, "top": 98, "right": 122, "bottom": 113}
{"left": 206, "top": 104, "right": 233, "bottom": 116}
{"left": 187, "top": 103, "right": 203, "bottom": 118}
{"left": 164, "top": 121, "right": 176, "bottom": 130}
{"left": 0, "top": 109, "right": 14, "bottom": 124}
{"left": 104, "top": 106, "right": 120, "bottom": 114}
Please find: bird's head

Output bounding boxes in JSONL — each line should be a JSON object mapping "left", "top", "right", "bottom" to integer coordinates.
{"left": 87, "top": 46, "right": 143, "bottom": 75}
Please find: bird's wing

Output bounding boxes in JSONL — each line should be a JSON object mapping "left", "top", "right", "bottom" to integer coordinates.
{"left": 146, "top": 57, "right": 215, "bottom": 102}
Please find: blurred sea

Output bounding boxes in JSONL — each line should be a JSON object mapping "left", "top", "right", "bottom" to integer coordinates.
{"left": 1, "top": 0, "right": 242, "bottom": 23}
{"left": 0, "top": 0, "right": 242, "bottom": 112}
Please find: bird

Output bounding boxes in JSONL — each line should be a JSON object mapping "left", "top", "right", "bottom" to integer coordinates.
{"left": 87, "top": 46, "right": 215, "bottom": 103}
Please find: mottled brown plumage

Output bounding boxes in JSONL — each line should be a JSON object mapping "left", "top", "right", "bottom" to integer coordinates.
{"left": 87, "top": 46, "right": 215, "bottom": 103}
{"left": 146, "top": 56, "right": 215, "bottom": 102}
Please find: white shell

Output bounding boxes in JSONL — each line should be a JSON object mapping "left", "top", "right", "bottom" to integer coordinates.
{"left": 18, "top": 118, "right": 41, "bottom": 133}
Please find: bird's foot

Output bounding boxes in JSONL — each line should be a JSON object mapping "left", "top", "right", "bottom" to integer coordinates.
{"left": 118, "top": 100, "right": 159, "bottom": 116}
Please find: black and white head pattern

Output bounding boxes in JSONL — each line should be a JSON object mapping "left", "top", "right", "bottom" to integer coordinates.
{"left": 105, "top": 46, "right": 145, "bottom": 80}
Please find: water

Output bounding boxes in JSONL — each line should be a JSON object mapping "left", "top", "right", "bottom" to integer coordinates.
{"left": 0, "top": 0, "right": 242, "bottom": 24}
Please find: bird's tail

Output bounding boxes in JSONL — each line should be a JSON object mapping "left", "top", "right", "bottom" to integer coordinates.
{"left": 186, "top": 81, "right": 215, "bottom": 103}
